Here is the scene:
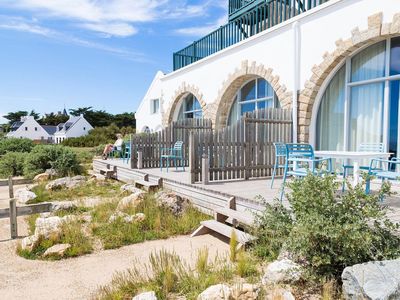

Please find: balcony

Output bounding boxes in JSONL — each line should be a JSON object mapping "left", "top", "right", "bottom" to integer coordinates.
{"left": 173, "top": 0, "right": 329, "bottom": 71}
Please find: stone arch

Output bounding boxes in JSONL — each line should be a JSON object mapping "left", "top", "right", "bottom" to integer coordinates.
{"left": 163, "top": 82, "right": 207, "bottom": 126}
{"left": 298, "top": 12, "right": 400, "bottom": 142}
{"left": 210, "top": 60, "right": 293, "bottom": 128}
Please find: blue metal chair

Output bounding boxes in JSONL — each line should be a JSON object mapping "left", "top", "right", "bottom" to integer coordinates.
{"left": 109, "top": 145, "right": 123, "bottom": 159}
{"left": 342, "top": 142, "right": 384, "bottom": 191}
{"left": 366, "top": 157, "right": 400, "bottom": 198}
{"left": 160, "top": 141, "right": 185, "bottom": 172}
{"left": 280, "top": 143, "right": 333, "bottom": 201}
{"left": 122, "top": 138, "right": 131, "bottom": 163}
{"left": 271, "top": 143, "right": 287, "bottom": 188}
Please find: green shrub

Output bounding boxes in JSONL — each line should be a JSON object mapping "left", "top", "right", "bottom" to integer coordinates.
{"left": 0, "top": 152, "right": 25, "bottom": 177}
{"left": 23, "top": 145, "right": 81, "bottom": 178}
{"left": 0, "top": 138, "right": 34, "bottom": 155}
{"left": 255, "top": 173, "right": 400, "bottom": 278}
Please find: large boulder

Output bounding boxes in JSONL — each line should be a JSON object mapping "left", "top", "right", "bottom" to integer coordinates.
{"left": 45, "top": 176, "right": 86, "bottom": 191}
{"left": 117, "top": 192, "right": 145, "bottom": 210}
{"left": 34, "top": 216, "right": 63, "bottom": 238}
{"left": 33, "top": 173, "right": 50, "bottom": 182}
{"left": 132, "top": 291, "right": 157, "bottom": 300}
{"left": 197, "top": 284, "right": 232, "bottom": 300}
{"left": 15, "top": 188, "right": 37, "bottom": 204}
{"left": 231, "top": 283, "right": 259, "bottom": 300}
{"left": 20, "top": 235, "right": 40, "bottom": 251}
{"left": 155, "top": 191, "right": 189, "bottom": 216}
{"left": 342, "top": 259, "right": 400, "bottom": 300}
{"left": 261, "top": 259, "right": 302, "bottom": 285}
{"left": 43, "top": 243, "right": 71, "bottom": 257}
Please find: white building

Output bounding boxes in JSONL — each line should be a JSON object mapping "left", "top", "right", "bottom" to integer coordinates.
{"left": 54, "top": 115, "right": 93, "bottom": 144}
{"left": 6, "top": 116, "right": 55, "bottom": 142}
{"left": 136, "top": 0, "right": 400, "bottom": 156}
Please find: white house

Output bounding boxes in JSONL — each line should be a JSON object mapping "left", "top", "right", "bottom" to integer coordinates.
{"left": 54, "top": 115, "right": 93, "bottom": 144}
{"left": 136, "top": 0, "right": 400, "bottom": 157}
{"left": 6, "top": 116, "right": 55, "bottom": 142}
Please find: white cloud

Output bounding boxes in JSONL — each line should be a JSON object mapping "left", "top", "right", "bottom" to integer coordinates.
{"left": 175, "top": 16, "right": 227, "bottom": 37}
{"left": 81, "top": 22, "right": 138, "bottom": 38}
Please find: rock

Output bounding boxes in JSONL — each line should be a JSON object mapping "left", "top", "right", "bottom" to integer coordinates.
{"left": 155, "top": 191, "right": 189, "bottom": 216}
{"left": 90, "top": 174, "right": 106, "bottom": 181}
{"left": 45, "top": 176, "right": 86, "bottom": 191}
{"left": 80, "top": 213, "right": 92, "bottom": 223}
{"left": 20, "top": 235, "right": 39, "bottom": 251}
{"left": 231, "top": 283, "right": 259, "bottom": 300}
{"left": 121, "top": 184, "right": 144, "bottom": 194}
{"left": 197, "top": 284, "right": 232, "bottom": 300}
{"left": 262, "top": 259, "right": 302, "bottom": 285}
{"left": 43, "top": 243, "right": 71, "bottom": 257}
{"left": 109, "top": 212, "right": 145, "bottom": 224}
{"left": 45, "top": 168, "right": 57, "bottom": 176}
{"left": 132, "top": 291, "right": 157, "bottom": 300}
{"left": 342, "top": 259, "right": 400, "bottom": 300}
{"left": 282, "top": 291, "right": 296, "bottom": 300}
{"left": 117, "top": 192, "right": 145, "bottom": 210}
{"left": 40, "top": 212, "right": 52, "bottom": 218}
{"left": 33, "top": 173, "right": 50, "bottom": 182}
{"left": 34, "top": 216, "right": 63, "bottom": 238}
{"left": 133, "top": 213, "right": 146, "bottom": 222}
{"left": 15, "top": 188, "right": 37, "bottom": 204}
{"left": 50, "top": 201, "right": 77, "bottom": 212}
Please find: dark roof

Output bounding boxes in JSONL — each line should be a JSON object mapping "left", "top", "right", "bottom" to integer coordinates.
{"left": 42, "top": 125, "right": 57, "bottom": 135}
{"left": 11, "top": 121, "right": 23, "bottom": 129}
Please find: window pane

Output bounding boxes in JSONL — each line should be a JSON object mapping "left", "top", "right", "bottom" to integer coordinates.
{"left": 351, "top": 41, "right": 386, "bottom": 82}
{"left": 316, "top": 66, "right": 346, "bottom": 151}
{"left": 193, "top": 111, "right": 203, "bottom": 119}
{"left": 240, "top": 102, "right": 256, "bottom": 115}
{"left": 349, "top": 82, "right": 384, "bottom": 151}
{"left": 389, "top": 80, "right": 400, "bottom": 157}
{"left": 193, "top": 97, "right": 201, "bottom": 110}
{"left": 228, "top": 96, "right": 238, "bottom": 125}
{"left": 257, "top": 79, "right": 266, "bottom": 98}
{"left": 241, "top": 80, "right": 256, "bottom": 101}
{"left": 390, "top": 37, "right": 400, "bottom": 76}
{"left": 185, "top": 94, "right": 194, "bottom": 111}
{"left": 185, "top": 112, "right": 194, "bottom": 119}
{"left": 257, "top": 100, "right": 266, "bottom": 110}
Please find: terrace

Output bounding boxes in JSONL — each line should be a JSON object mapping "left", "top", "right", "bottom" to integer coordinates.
{"left": 173, "top": 0, "right": 330, "bottom": 70}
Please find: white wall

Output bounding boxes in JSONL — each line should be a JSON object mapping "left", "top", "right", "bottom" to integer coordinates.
{"left": 136, "top": 0, "right": 398, "bottom": 131}
{"left": 7, "top": 116, "right": 51, "bottom": 141}
{"left": 65, "top": 117, "right": 93, "bottom": 138}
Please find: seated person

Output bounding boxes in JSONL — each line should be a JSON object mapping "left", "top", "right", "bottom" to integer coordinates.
{"left": 102, "top": 134, "right": 124, "bottom": 159}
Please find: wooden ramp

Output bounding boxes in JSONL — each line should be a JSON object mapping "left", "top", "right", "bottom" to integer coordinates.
{"left": 191, "top": 197, "right": 256, "bottom": 248}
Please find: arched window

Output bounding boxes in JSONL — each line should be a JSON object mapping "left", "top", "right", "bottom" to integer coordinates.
{"left": 177, "top": 94, "right": 203, "bottom": 120}
{"left": 316, "top": 37, "right": 400, "bottom": 156}
{"left": 228, "top": 77, "right": 279, "bottom": 125}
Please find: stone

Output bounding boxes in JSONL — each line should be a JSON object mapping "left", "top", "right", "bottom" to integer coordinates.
{"left": 45, "top": 176, "right": 86, "bottom": 191}
{"left": 34, "top": 216, "right": 63, "bottom": 238}
{"left": 43, "top": 243, "right": 71, "bottom": 257}
{"left": 155, "top": 191, "right": 189, "bottom": 216}
{"left": 20, "top": 235, "right": 39, "bottom": 251}
{"left": 109, "top": 212, "right": 145, "bottom": 224}
{"left": 117, "top": 192, "right": 145, "bottom": 210}
{"left": 121, "top": 184, "right": 145, "bottom": 194}
{"left": 132, "top": 291, "right": 157, "bottom": 300}
{"left": 51, "top": 201, "right": 77, "bottom": 212}
{"left": 231, "top": 283, "right": 259, "bottom": 300}
{"left": 45, "top": 168, "right": 58, "bottom": 176}
{"left": 197, "top": 284, "right": 232, "bottom": 300}
{"left": 342, "top": 259, "right": 400, "bottom": 300}
{"left": 282, "top": 291, "right": 295, "bottom": 300}
{"left": 15, "top": 188, "right": 37, "bottom": 204}
{"left": 262, "top": 259, "right": 302, "bottom": 285}
{"left": 40, "top": 212, "right": 52, "bottom": 218}
{"left": 33, "top": 173, "right": 50, "bottom": 182}
{"left": 80, "top": 213, "right": 92, "bottom": 223}
{"left": 133, "top": 213, "right": 146, "bottom": 223}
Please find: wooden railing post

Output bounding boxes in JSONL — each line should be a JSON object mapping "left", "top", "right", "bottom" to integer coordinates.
{"left": 189, "top": 131, "right": 195, "bottom": 184}
{"left": 202, "top": 154, "right": 209, "bottom": 185}
{"left": 8, "top": 176, "right": 14, "bottom": 199}
{"left": 129, "top": 135, "right": 136, "bottom": 169}
{"left": 137, "top": 151, "right": 143, "bottom": 169}
{"left": 244, "top": 119, "right": 251, "bottom": 180}
{"left": 9, "top": 198, "right": 17, "bottom": 239}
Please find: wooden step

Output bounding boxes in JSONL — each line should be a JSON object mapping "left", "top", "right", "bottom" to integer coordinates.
{"left": 191, "top": 220, "right": 255, "bottom": 246}
{"left": 135, "top": 180, "right": 159, "bottom": 192}
{"left": 215, "top": 207, "right": 255, "bottom": 226}
{"left": 99, "top": 168, "right": 115, "bottom": 179}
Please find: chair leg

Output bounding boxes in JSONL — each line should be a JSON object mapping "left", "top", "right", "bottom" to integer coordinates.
{"left": 175, "top": 157, "right": 178, "bottom": 171}
{"left": 271, "top": 160, "right": 277, "bottom": 188}
{"left": 280, "top": 163, "right": 289, "bottom": 202}
{"left": 160, "top": 157, "right": 163, "bottom": 171}
{"left": 167, "top": 158, "right": 169, "bottom": 172}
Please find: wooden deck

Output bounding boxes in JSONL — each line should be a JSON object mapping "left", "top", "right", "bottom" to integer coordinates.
{"left": 93, "top": 158, "right": 400, "bottom": 225}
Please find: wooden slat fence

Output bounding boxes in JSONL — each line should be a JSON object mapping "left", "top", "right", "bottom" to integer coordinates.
{"left": 192, "top": 108, "right": 292, "bottom": 182}
{"left": 130, "top": 118, "right": 213, "bottom": 169}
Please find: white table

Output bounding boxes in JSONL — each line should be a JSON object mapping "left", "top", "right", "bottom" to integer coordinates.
{"left": 314, "top": 151, "right": 391, "bottom": 186}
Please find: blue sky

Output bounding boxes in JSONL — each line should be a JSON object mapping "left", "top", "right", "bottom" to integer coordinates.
{"left": 0, "top": 0, "right": 227, "bottom": 123}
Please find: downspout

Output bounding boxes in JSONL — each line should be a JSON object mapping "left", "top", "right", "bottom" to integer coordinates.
{"left": 292, "top": 21, "right": 300, "bottom": 143}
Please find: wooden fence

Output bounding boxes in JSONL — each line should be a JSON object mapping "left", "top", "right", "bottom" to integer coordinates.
{"left": 190, "top": 108, "right": 292, "bottom": 182}
{"left": 130, "top": 118, "right": 212, "bottom": 169}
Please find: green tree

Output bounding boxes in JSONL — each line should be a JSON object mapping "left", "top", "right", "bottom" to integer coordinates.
{"left": 39, "top": 113, "right": 69, "bottom": 126}
{"left": 3, "top": 110, "right": 40, "bottom": 124}
{"left": 113, "top": 112, "right": 136, "bottom": 128}
{"left": 69, "top": 107, "right": 93, "bottom": 117}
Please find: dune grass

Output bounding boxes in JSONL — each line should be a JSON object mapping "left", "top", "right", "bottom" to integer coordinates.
{"left": 91, "top": 193, "right": 210, "bottom": 249}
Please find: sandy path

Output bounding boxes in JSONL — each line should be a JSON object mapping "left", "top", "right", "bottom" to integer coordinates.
{"left": 0, "top": 216, "right": 229, "bottom": 300}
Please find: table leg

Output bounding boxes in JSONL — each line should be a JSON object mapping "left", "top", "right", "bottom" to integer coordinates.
{"left": 353, "top": 162, "right": 360, "bottom": 186}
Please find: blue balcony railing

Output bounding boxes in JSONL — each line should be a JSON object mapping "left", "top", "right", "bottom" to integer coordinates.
{"left": 173, "top": 0, "right": 329, "bottom": 71}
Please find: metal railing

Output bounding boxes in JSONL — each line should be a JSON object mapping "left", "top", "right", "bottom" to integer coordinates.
{"left": 173, "top": 0, "right": 329, "bottom": 71}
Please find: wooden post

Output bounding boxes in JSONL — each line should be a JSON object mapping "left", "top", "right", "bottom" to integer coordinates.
{"left": 189, "top": 131, "right": 195, "bottom": 184}
{"left": 137, "top": 151, "right": 143, "bottom": 169}
{"left": 8, "top": 176, "right": 14, "bottom": 199}
{"left": 9, "top": 198, "right": 17, "bottom": 239}
{"left": 129, "top": 135, "right": 135, "bottom": 169}
{"left": 202, "top": 154, "right": 209, "bottom": 185}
